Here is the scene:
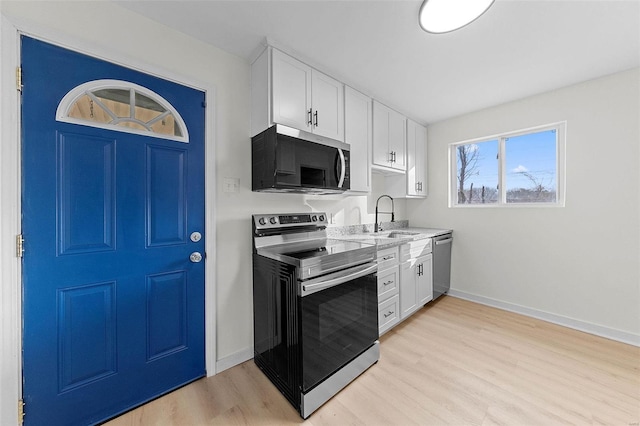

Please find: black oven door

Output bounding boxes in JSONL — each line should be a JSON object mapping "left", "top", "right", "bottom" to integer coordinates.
{"left": 299, "top": 262, "right": 379, "bottom": 392}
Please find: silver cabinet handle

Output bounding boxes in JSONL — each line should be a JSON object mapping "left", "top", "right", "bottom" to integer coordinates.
{"left": 190, "top": 252, "right": 203, "bottom": 263}
{"left": 384, "top": 311, "right": 394, "bottom": 318}
{"left": 383, "top": 280, "right": 394, "bottom": 286}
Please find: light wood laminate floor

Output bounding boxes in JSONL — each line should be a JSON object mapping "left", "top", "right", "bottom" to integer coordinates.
{"left": 105, "top": 296, "right": 640, "bottom": 425}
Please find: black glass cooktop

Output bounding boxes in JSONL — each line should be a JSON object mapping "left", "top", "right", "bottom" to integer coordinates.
{"left": 259, "top": 238, "right": 375, "bottom": 263}
{"left": 285, "top": 247, "right": 328, "bottom": 259}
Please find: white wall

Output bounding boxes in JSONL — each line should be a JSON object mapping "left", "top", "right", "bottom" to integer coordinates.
{"left": 0, "top": 3, "right": 406, "bottom": 422}
{"left": 408, "top": 68, "right": 640, "bottom": 343}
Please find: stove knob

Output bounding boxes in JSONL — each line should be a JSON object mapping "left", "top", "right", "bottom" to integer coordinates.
{"left": 258, "top": 217, "right": 266, "bottom": 226}
{"left": 311, "top": 215, "right": 317, "bottom": 222}
{"left": 269, "top": 217, "right": 277, "bottom": 225}
{"left": 318, "top": 215, "right": 325, "bottom": 222}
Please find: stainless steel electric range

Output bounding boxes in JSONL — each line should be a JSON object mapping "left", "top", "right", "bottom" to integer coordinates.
{"left": 252, "top": 212, "right": 379, "bottom": 418}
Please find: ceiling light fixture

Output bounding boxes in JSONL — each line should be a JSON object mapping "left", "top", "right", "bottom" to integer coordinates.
{"left": 419, "top": 0, "right": 495, "bottom": 34}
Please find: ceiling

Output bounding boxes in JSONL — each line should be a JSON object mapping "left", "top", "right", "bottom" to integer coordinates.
{"left": 115, "top": 0, "right": 640, "bottom": 125}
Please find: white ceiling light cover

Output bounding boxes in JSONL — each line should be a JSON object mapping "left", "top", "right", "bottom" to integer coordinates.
{"left": 419, "top": 0, "right": 495, "bottom": 33}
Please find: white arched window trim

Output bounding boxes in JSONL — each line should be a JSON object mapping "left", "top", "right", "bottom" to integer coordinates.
{"left": 56, "top": 79, "right": 189, "bottom": 143}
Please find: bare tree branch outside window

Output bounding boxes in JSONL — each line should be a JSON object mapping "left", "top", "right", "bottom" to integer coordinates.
{"left": 457, "top": 145, "right": 479, "bottom": 204}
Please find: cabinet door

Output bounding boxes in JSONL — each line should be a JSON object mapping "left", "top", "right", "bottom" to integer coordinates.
{"left": 311, "top": 70, "right": 344, "bottom": 141}
{"left": 417, "top": 254, "right": 433, "bottom": 306}
{"left": 271, "top": 50, "right": 312, "bottom": 131}
{"left": 388, "top": 109, "right": 406, "bottom": 171}
{"left": 407, "top": 120, "right": 427, "bottom": 196}
{"left": 414, "top": 123, "right": 427, "bottom": 195}
{"left": 372, "top": 101, "right": 391, "bottom": 167}
{"left": 345, "top": 87, "right": 371, "bottom": 192}
{"left": 400, "top": 260, "right": 417, "bottom": 319}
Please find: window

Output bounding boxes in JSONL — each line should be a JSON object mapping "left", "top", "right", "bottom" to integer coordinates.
{"left": 56, "top": 80, "right": 189, "bottom": 143}
{"left": 450, "top": 122, "right": 565, "bottom": 207}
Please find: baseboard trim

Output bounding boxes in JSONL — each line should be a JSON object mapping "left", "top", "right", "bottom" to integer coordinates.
{"left": 213, "top": 347, "right": 254, "bottom": 375}
{"left": 447, "top": 290, "right": 640, "bottom": 347}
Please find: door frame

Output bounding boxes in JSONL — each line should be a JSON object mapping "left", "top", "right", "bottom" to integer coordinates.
{"left": 0, "top": 15, "right": 218, "bottom": 425}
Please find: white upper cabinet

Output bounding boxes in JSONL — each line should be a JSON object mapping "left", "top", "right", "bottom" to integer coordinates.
{"left": 256, "top": 48, "right": 344, "bottom": 142}
{"left": 310, "top": 70, "right": 345, "bottom": 141}
{"left": 271, "top": 50, "right": 312, "bottom": 131}
{"left": 344, "top": 87, "right": 372, "bottom": 193}
{"left": 372, "top": 100, "right": 406, "bottom": 172}
{"left": 387, "top": 119, "right": 428, "bottom": 198}
{"left": 407, "top": 119, "right": 427, "bottom": 197}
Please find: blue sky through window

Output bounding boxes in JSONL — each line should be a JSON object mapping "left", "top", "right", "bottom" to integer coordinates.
{"left": 505, "top": 129, "right": 557, "bottom": 192}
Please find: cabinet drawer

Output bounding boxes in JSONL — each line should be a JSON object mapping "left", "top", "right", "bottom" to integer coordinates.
{"left": 379, "top": 295, "right": 400, "bottom": 335}
{"left": 377, "top": 246, "right": 399, "bottom": 270}
{"left": 377, "top": 266, "right": 399, "bottom": 301}
{"left": 400, "top": 238, "right": 432, "bottom": 262}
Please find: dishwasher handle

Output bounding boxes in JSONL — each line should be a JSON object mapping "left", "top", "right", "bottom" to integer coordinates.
{"left": 435, "top": 238, "right": 453, "bottom": 246}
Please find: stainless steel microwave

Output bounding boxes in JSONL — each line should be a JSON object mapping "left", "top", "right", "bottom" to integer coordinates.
{"left": 251, "top": 125, "right": 350, "bottom": 194}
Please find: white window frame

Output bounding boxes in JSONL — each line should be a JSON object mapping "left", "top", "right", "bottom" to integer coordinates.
{"left": 449, "top": 122, "right": 566, "bottom": 208}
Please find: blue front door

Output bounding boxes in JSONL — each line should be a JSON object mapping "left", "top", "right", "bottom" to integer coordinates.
{"left": 21, "top": 36, "right": 206, "bottom": 425}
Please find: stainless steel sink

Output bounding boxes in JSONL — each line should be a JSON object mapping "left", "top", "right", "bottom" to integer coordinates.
{"left": 385, "top": 231, "right": 419, "bottom": 239}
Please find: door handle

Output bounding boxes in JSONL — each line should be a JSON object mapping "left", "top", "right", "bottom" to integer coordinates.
{"left": 190, "top": 252, "right": 203, "bottom": 263}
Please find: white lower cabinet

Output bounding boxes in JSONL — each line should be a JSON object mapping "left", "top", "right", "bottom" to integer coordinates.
{"left": 377, "top": 246, "right": 399, "bottom": 335}
{"left": 399, "top": 240, "right": 433, "bottom": 320}
{"left": 378, "top": 240, "right": 433, "bottom": 334}
{"left": 416, "top": 254, "right": 433, "bottom": 306}
{"left": 377, "top": 266, "right": 399, "bottom": 301}
{"left": 378, "top": 295, "right": 400, "bottom": 334}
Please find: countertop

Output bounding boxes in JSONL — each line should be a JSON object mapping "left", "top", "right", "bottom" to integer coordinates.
{"left": 332, "top": 227, "right": 452, "bottom": 249}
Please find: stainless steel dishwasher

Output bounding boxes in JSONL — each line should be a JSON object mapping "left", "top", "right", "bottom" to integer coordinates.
{"left": 432, "top": 232, "right": 453, "bottom": 300}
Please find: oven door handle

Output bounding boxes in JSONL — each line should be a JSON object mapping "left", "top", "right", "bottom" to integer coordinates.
{"left": 301, "top": 263, "right": 377, "bottom": 297}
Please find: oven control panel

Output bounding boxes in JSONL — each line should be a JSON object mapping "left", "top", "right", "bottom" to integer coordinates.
{"left": 253, "top": 212, "right": 328, "bottom": 230}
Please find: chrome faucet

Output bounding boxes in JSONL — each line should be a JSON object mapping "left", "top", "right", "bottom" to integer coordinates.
{"left": 374, "top": 195, "right": 394, "bottom": 233}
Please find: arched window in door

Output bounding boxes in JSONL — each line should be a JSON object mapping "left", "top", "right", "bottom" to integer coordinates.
{"left": 56, "top": 79, "right": 189, "bottom": 143}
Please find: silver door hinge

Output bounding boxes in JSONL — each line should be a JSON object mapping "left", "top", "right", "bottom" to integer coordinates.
{"left": 18, "top": 399, "right": 25, "bottom": 425}
{"left": 16, "top": 234, "right": 24, "bottom": 258}
{"left": 16, "top": 67, "right": 23, "bottom": 92}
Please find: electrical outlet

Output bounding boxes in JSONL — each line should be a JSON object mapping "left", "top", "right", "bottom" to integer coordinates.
{"left": 223, "top": 177, "right": 239, "bottom": 193}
